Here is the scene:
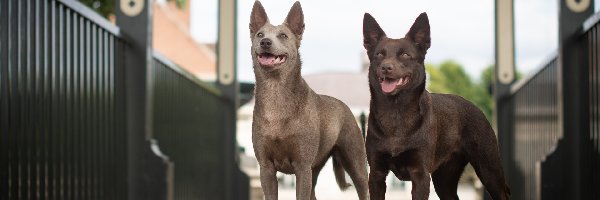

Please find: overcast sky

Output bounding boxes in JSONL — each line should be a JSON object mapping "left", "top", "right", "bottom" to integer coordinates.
{"left": 191, "top": 0, "right": 600, "bottom": 82}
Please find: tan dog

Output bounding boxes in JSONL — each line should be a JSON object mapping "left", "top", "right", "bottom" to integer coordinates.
{"left": 249, "top": 1, "right": 369, "bottom": 200}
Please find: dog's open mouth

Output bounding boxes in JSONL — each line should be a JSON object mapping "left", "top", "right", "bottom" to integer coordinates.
{"left": 258, "top": 53, "right": 287, "bottom": 67}
{"left": 379, "top": 75, "right": 410, "bottom": 94}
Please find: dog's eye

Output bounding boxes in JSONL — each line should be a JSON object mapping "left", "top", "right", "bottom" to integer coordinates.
{"left": 257, "top": 33, "right": 264, "bottom": 38}
{"left": 376, "top": 52, "right": 384, "bottom": 58}
{"left": 280, "top": 33, "right": 288, "bottom": 39}
{"left": 401, "top": 53, "right": 411, "bottom": 58}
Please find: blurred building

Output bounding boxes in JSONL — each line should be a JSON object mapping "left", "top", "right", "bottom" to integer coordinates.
{"left": 153, "top": 0, "right": 216, "bottom": 80}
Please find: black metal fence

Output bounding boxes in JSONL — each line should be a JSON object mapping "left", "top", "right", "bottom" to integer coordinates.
{"left": 508, "top": 56, "right": 559, "bottom": 200}
{"left": 152, "top": 53, "right": 248, "bottom": 200}
{"left": 584, "top": 18, "right": 600, "bottom": 200}
{"left": 1, "top": 0, "right": 128, "bottom": 198}
{"left": 497, "top": 4, "right": 600, "bottom": 200}
{"left": 1, "top": 0, "right": 248, "bottom": 199}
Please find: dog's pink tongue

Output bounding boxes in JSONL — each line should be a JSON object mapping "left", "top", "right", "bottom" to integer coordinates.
{"left": 258, "top": 56, "right": 277, "bottom": 66}
{"left": 381, "top": 79, "right": 398, "bottom": 93}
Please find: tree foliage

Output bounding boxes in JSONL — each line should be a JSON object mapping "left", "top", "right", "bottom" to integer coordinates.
{"left": 426, "top": 61, "right": 494, "bottom": 122}
{"left": 78, "top": 0, "right": 187, "bottom": 18}
{"left": 78, "top": 0, "right": 115, "bottom": 18}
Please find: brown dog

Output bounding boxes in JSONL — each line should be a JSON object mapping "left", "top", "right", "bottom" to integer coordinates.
{"left": 250, "top": 1, "right": 369, "bottom": 200}
{"left": 362, "top": 13, "right": 511, "bottom": 200}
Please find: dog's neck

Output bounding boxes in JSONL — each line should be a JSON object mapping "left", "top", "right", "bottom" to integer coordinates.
{"left": 373, "top": 88, "right": 426, "bottom": 114}
{"left": 253, "top": 59, "right": 310, "bottom": 120}
{"left": 369, "top": 77, "right": 430, "bottom": 133}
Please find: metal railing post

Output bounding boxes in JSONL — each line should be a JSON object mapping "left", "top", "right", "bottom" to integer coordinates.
{"left": 494, "top": 0, "right": 518, "bottom": 199}
{"left": 217, "top": 0, "right": 250, "bottom": 199}
{"left": 557, "top": 0, "right": 594, "bottom": 199}
{"left": 115, "top": 0, "right": 172, "bottom": 199}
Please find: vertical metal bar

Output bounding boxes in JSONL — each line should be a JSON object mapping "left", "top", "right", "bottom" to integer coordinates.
{"left": 589, "top": 24, "right": 600, "bottom": 199}
{"left": 591, "top": 25, "right": 595, "bottom": 196}
{"left": 71, "top": 11, "right": 80, "bottom": 200}
{"left": 97, "top": 28, "right": 103, "bottom": 200}
{"left": 597, "top": 25, "right": 600, "bottom": 199}
{"left": 25, "top": 0, "right": 34, "bottom": 198}
{"left": 65, "top": 7, "right": 73, "bottom": 200}
{"left": 7, "top": 0, "right": 16, "bottom": 197}
{"left": 32, "top": 0, "right": 41, "bottom": 198}
{"left": 73, "top": 13, "right": 79, "bottom": 200}
{"left": 100, "top": 30, "right": 107, "bottom": 200}
{"left": 89, "top": 22, "right": 95, "bottom": 200}
{"left": 99, "top": 29, "right": 105, "bottom": 199}
{"left": 0, "top": 0, "right": 9, "bottom": 198}
{"left": 42, "top": 0, "right": 50, "bottom": 198}
{"left": 117, "top": 37, "right": 127, "bottom": 200}
{"left": 105, "top": 31, "right": 112, "bottom": 199}
{"left": 16, "top": 0, "right": 24, "bottom": 198}
{"left": 78, "top": 15, "right": 85, "bottom": 200}
{"left": 108, "top": 34, "right": 114, "bottom": 200}
{"left": 527, "top": 85, "right": 532, "bottom": 199}
{"left": 91, "top": 23, "right": 98, "bottom": 200}
{"left": 109, "top": 35, "right": 118, "bottom": 200}
{"left": 58, "top": 3, "right": 66, "bottom": 199}
{"left": 49, "top": 0, "right": 58, "bottom": 198}
{"left": 0, "top": 0, "right": 6, "bottom": 197}
{"left": 85, "top": 19, "right": 91, "bottom": 199}
{"left": 591, "top": 24, "right": 597, "bottom": 199}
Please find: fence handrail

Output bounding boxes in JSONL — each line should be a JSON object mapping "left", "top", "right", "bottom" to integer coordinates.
{"left": 582, "top": 10, "right": 600, "bottom": 34}
{"left": 510, "top": 51, "right": 558, "bottom": 94}
{"left": 58, "top": 0, "right": 122, "bottom": 37}
{"left": 153, "top": 51, "right": 222, "bottom": 97}
{"left": 512, "top": 9, "right": 600, "bottom": 95}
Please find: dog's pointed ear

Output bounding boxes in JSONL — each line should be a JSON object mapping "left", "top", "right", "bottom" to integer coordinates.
{"left": 406, "top": 12, "right": 431, "bottom": 52}
{"left": 250, "top": 1, "right": 269, "bottom": 34}
{"left": 363, "top": 13, "right": 386, "bottom": 53}
{"left": 284, "top": 1, "right": 305, "bottom": 38}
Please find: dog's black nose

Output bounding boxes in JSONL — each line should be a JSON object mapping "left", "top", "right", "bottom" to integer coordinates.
{"left": 260, "top": 38, "right": 272, "bottom": 49}
{"left": 381, "top": 63, "right": 393, "bottom": 72}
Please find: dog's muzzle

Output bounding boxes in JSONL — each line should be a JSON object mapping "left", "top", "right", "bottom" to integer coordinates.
{"left": 258, "top": 53, "right": 287, "bottom": 67}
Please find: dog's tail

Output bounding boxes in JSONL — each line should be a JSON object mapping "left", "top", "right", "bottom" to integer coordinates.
{"left": 332, "top": 150, "right": 352, "bottom": 191}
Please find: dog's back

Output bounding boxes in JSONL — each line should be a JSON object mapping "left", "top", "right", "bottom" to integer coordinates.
{"left": 429, "top": 93, "right": 498, "bottom": 164}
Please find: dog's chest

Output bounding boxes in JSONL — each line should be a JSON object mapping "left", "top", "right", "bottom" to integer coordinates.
{"left": 375, "top": 111, "right": 421, "bottom": 137}
{"left": 369, "top": 111, "right": 431, "bottom": 155}
{"left": 377, "top": 113, "right": 402, "bottom": 135}
{"left": 257, "top": 133, "right": 309, "bottom": 174}
{"left": 266, "top": 138, "right": 297, "bottom": 174}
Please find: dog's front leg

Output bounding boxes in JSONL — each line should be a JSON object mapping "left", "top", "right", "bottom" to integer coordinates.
{"left": 294, "top": 166, "right": 312, "bottom": 200}
{"left": 368, "top": 168, "right": 388, "bottom": 200}
{"left": 367, "top": 150, "right": 390, "bottom": 200}
{"left": 259, "top": 164, "right": 278, "bottom": 200}
{"left": 409, "top": 168, "right": 431, "bottom": 200}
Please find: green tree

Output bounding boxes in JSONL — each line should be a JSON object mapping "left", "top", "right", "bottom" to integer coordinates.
{"left": 78, "top": 0, "right": 114, "bottom": 18}
{"left": 477, "top": 66, "right": 494, "bottom": 121}
{"left": 426, "top": 60, "right": 493, "bottom": 121}
{"left": 427, "top": 62, "right": 524, "bottom": 184}
{"left": 78, "top": 0, "right": 187, "bottom": 18}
